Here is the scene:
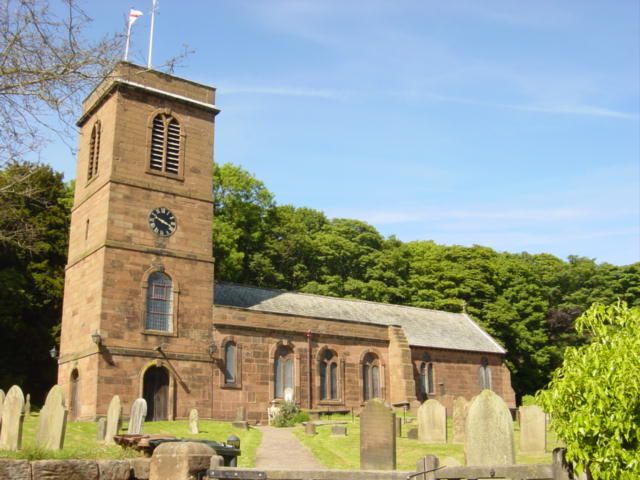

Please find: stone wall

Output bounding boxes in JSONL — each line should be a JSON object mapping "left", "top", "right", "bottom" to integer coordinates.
{"left": 0, "top": 458, "right": 149, "bottom": 480}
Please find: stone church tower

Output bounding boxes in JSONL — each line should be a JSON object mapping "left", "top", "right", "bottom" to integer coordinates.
{"left": 58, "top": 63, "right": 220, "bottom": 420}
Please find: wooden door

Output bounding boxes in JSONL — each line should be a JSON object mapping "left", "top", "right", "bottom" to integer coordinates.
{"left": 143, "top": 366, "right": 169, "bottom": 421}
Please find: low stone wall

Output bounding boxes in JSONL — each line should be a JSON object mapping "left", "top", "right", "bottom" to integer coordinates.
{"left": 0, "top": 458, "right": 150, "bottom": 480}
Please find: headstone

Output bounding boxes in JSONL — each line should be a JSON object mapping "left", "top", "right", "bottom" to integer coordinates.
{"left": 407, "top": 427, "right": 418, "bottom": 439}
{"left": 149, "top": 442, "right": 214, "bottom": 480}
{"left": 235, "top": 406, "right": 246, "bottom": 422}
{"left": 267, "top": 401, "right": 280, "bottom": 426}
{"left": 519, "top": 405, "right": 546, "bottom": 454}
{"left": 127, "top": 398, "right": 147, "bottom": 435}
{"left": 232, "top": 421, "right": 249, "bottom": 430}
{"left": 23, "top": 394, "right": 31, "bottom": 418}
{"left": 284, "top": 387, "right": 294, "bottom": 403}
{"left": 395, "top": 416, "right": 402, "bottom": 437}
{"left": 465, "top": 389, "right": 515, "bottom": 465}
{"left": 452, "top": 397, "right": 469, "bottom": 444}
{"left": 305, "top": 422, "right": 316, "bottom": 436}
{"left": 359, "top": 399, "right": 396, "bottom": 470}
{"left": 417, "top": 399, "right": 447, "bottom": 443}
{"left": 331, "top": 424, "right": 347, "bottom": 436}
{"left": 189, "top": 408, "right": 199, "bottom": 434}
{"left": 35, "top": 385, "right": 68, "bottom": 450}
{"left": 96, "top": 417, "right": 107, "bottom": 441}
{"left": 0, "top": 385, "right": 25, "bottom": 451}
{"left": 0, "top": 389, "right": 5, "bottom": 429}
{"left": 104, "top": 395, "right": 122, "bottom": 445}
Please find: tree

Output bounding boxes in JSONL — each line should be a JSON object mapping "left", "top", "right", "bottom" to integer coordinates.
{"left": 537, "top": 302, "right": 640, "bottom": 479}
{"left": 0, "top": 162, "right": 71, "bottom": 404}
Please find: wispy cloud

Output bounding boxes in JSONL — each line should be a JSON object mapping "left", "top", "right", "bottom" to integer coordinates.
{"left": 219, "top": 85, "right": 339, "bottom": 99}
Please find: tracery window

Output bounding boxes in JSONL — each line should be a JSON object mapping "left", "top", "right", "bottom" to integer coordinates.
{"left": 88, "top": 121, "right": 101, "bottom": 180}
{"left": 274, "top": 345, "right": 294, "bottom": 399}
{"left": 319, "top": 349, "right": 339, "bottom": 401}
{"left": 420, "top": 361, "right": 434, "bottom": 397}
{"left": 362, "top": 352, "right": 381, "bottom": 401}
{"left": 149, "top": 113, "right": 181, "bottom": 175}
{"left": 145, "top": 271, "right": 173, "bottom": 332}
{"left": 479, "top": 357, "right": 492, "bottom": 390}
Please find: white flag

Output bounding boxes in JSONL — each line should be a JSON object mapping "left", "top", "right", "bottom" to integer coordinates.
{"left": 128, "top": 9, "right": 143, "bottom": 26}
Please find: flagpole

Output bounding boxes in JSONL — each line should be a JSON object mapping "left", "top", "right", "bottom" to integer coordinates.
{"left": 147, "top": 0, "right": 157, "bottom": 68}
{"left": 124, "top": 18, "right": 133, "bottom": 61}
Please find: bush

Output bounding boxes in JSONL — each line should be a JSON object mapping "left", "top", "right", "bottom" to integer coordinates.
{"left": 520, "top": 394, "right": 537, "bottom": 406}
{"left": 272, "top": 401, "right": 308, "bottom": 427}
{"left": 537, "top": 302, "right": 640, "bottom": 479}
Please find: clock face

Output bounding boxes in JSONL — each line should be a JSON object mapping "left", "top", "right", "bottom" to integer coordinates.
{"left": 148, "top": 207, "right": 177, "bottom": 237}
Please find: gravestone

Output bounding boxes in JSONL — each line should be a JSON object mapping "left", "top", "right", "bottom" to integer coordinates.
{"left": 465, "top": 389, "right": 515, "bottom": 465}
{"left": 23, "top": 394, "right": 31, "bottom": 417}
{"left": 0, "top": 385, "right": 25, "bottom": 451}
{"left": 519, "top": 405, "right": 546, "bottom": 454}
{"left": 127, "top": 398, "right": 147, "bottom": 435}
{"left": 0, "top": 389, "right": 5, "bottom": 429}
{"left": 452, "top": 397, "right": 469, "bottom": 444}
{"left": 360, "top": 399, "right": 396, "bottom": 470}
{"left": 395, "top": 416, "right": 402, "bottom": 437}
{"left": 96, "top": 417, "right": 107, "bottom": 441}
{"left": 407, "top": 427, "right": 418, "bottom": 439}
{"left": 305, "top": 422, "right": 316, "bottom": 436}
{"left": 331, "top": 424, "right": 347, "bottom": 436}
{"left": 235, "top": 406, "right": 246, "bottom": 422}
{"left": 189, "top": 409, "right": 199, "bottom": 434}
{"left": 105, "top": 395, "right": 122, "bottom": 445}
{"left": 35, "top": 385, "right": 68, "bottom": 450}
{"left": 418, "top": 399, "right": 447, "bottom": 443}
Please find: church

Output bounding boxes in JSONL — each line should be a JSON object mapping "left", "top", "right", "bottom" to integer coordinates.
{"left": 57, "top": 62, "right": 515, "bottom": 423}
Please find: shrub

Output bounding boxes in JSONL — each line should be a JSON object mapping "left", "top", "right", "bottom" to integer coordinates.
{"left": 272, "top": 401, "right": 308, "bottom": 427}
{"left": 537, "top": 302, "right": 640, "bottom": 479}
{"left": 520, "top": 394, "right": 537, "bottom": 406}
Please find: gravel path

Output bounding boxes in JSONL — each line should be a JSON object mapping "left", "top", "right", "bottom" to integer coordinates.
{"left": 254, "top": 426, "right": 323, "bottom": 469}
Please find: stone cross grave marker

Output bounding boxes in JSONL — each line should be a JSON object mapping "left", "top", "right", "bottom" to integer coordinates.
{"left": 96, "top": 417, "right": 107, "bottom": 441}
{"left": 465, "top": 389, "right": 515, "bottom": 465}
{"left": 35, "top": 385, "right": 68, "bottom": 450}
{"left": 360, "top": 399, "right": 396, "bottom": 470}
{"left": 105, "top": 395, "right": 122, "bottom": 445}
{"left": 189, "top": 408, "right": 199, "bottom": 434}
{"left": 519, "top": 405, "right": 546, "bottom": 454}
{"left": 0, "top": 385, "right": 25, "bottom": 451}
{"left": 418, "top": 399, "right": 447, "bottom": 444}
{"left": 127, "top": 398, "right": 147, "bottom": 435}
{"left": 452, "top": 396, "right": 469, "bottom": 444}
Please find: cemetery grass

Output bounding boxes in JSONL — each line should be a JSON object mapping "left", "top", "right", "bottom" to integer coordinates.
{"left": 0, "top": 414, "right": 261, "bottom": 466}
{"left": 294, "top": 416, "right": 560, "bottom": 470}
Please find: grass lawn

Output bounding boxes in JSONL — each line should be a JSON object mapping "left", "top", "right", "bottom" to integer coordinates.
{"left": 294, "top": 413, "right": 561, "bottom": 470}
{"left": 0, "top": 414, "right": 261, "bottom": 467}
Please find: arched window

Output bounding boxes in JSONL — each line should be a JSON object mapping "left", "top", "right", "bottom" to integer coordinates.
{"left": 420, "top": 361, "right": 434, "bottom": 398}
{"left": 149, "top": 113, "right": 181, "bottom": 175}
{"left": 274, "top": 345, "right": 294, "bottom": 400}
{"left": 88, "top": 121, "right": 101, "bottom": 180}
{"left": 145, "top": 272, "right": 173, "bottom": 331}
{"left": 479, "top": 357, "right": 492, "bottom": 390}
{"left": 319, "top": 349, "right": 339, "bottom": 401}
{"left": 224, "top": 341, "right": 237, "bottom": 385}
{"left": 362, "top": 352, "right": 381, "bottom": 401}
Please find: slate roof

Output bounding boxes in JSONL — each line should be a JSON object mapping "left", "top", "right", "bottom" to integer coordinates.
{"left": 214, "top": 282, "right": 506, "bottom": 354}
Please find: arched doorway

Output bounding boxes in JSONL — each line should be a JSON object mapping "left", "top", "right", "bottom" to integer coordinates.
{"left": 69, "top": 369, "right": 79, "bottom": 420}
{"left": 143, "top": 366, "right": 170, "bottom": 421}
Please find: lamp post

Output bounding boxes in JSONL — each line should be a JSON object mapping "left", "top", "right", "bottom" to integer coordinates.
{"left": 49, "top": 345, "right": 58, "bottom": 359}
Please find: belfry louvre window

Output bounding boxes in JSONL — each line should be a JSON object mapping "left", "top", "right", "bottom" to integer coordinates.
{"left": 145, "top": 272, "right": 173, "bottom": 331}
{"left": 149, "top": 114, "right": 181, "bottom": 175}
{"left": 88, "top": 121, "right": 101, "bottom": 180}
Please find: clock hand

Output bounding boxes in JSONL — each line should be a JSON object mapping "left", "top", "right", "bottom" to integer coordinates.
{"left": 155, "top": 217, "right": 172, "bottom": 228}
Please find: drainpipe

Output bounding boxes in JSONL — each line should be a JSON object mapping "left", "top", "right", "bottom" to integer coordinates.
{"left": 307, "top": 329, "right": 313, "bottom": 409}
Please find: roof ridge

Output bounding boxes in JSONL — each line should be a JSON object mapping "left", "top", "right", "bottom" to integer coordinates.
{"left": 215, "top": 280, "right": 466, "bottom": 317}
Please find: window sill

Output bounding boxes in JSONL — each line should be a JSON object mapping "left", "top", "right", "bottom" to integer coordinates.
{"left": 85, "top": 175, "right": 99, "bottom": 187}
{"left": 221, "top": 383, "right": 242, "bottom": 390}
{"left": 146, "top": 168, "right": 184, "bottom": 182}
{"left": 317, "top": 400, "right": 344, "bottom": 406}
{"left": 142, "top": 330, "right": 177, "bottom": 337}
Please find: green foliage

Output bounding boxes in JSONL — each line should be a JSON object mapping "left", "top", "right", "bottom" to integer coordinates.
{"left": 520, "top": 395, "right": 537, "bottom": 406}
{"left": 537, "top": 302, "right": 640, "bottom": 479}
{"left": 272, "top": 401, "right": 308, "bottom": 427}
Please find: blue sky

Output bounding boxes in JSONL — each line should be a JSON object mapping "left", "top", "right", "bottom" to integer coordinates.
{"left": 45, "top": 1, "right": 639, "bottom": 265}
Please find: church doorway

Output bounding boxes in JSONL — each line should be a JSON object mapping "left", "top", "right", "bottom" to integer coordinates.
{"left": 143, "top": 366, "right": 170, "bottom": 421}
